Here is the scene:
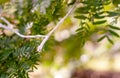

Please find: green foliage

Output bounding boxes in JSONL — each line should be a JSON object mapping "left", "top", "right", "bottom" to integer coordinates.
{"left": 109, "top": 25, "right": 120, "bottom": 30}
{"left": 0, "top": 0, "right": 120, "bottom": 78}
{"left": 75, "top": 0, "right": 120, "bottom": 44}
{"left": 112, "top": 0, "right": 120, "bottom": 7}
{"left": 0, "top": 36, "right": 40, "bottom": 78}
{"left": 0, "top": 0, "right": 66, "bottom": 77}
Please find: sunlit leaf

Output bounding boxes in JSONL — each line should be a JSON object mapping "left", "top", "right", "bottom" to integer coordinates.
{"left": 108, "top": 30, "right": 119, "bottom": 37}
{"left": 97, "top": 35, "right": 106, "bottom": 42}
{"left": 106, "top": 36, "right": 114, "bottom": 44}
{"left": 74, "top": 15, "right": 87, "bottom": 19}
{"left": 106, "top": 11, "right": 119, "bottom": 17}
{"left": 94, "top": 14, "right": 105, "bottom": 19}
{"left": 76, "top": 27, "right": 84, "bottom": 32}
{"left": 109, "top": 25, "right": 120, "bottom": 30}
{"left": 93, "top": 20, "right": 106, "bottom": 25}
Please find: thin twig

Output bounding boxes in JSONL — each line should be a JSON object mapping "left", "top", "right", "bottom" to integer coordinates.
{"left": 0, "top": 17, "right": 46, "bottom": 38}
{"left": 0, "top": 3, "right": 77, "bottom": 52}
{"left": 0, "top": 17, "right": 12, "bottom": 26}
{"left": 37, "top": 3, "right": 77, "bottom": 52}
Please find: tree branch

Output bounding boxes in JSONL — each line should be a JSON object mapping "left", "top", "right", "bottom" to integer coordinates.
{"left": 0, "top": 2, "right": 78, "bottom": 52}
{"left": 0, "top": 17, "right": 46, "bottom": 38}
{"left": 37, "top": 3, "right": 77, "bottom": 52}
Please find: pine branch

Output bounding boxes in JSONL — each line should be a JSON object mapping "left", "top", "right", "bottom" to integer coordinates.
{"left": 0, "top": 17, "right": 46, "bottom": 38}
{"left": 37, "top": 3, "right": 78, "bottom": 52}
